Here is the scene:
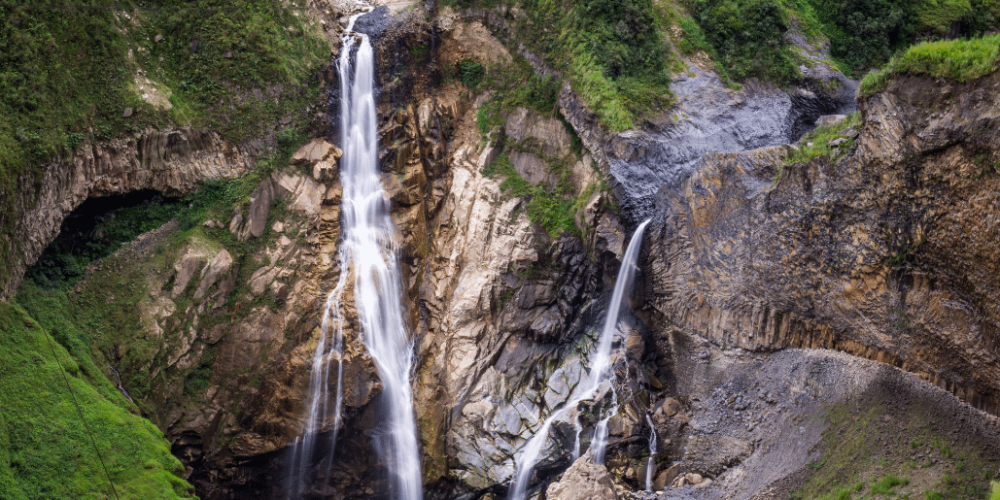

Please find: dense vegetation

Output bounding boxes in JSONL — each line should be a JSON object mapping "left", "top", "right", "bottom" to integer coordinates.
{"left": 0, "top": 302, "right": 195, "bottom": 499}
{"left": 686, "top": 0, "right": 799, "bottom": 84}
{"left": 683, "top": 0, "right": 1000, "bottom": 80}
{"left": 449, "top": 0, "right": 675, "bottom": 130}
{"left": 859, "top": 34, "right": 1000, "bottom": 95}
{"left": 0, "top": 0, "right": 326, "bottom": 288}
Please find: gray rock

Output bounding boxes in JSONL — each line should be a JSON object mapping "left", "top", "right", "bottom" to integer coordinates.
{"left": 154, "top": 34, "right": 163, "bottom": 42}
{"left": 840, "top": 127, "right": 859, "bottom": 139}
{"left": 815, "top": 114, "right": 847, "bottom": 127}
{"left": 123, "top": 107, "right": 133, "bottom": 118}
{"left": 244, "top": 179, "right": 276, "bottom": 240}
{"left": 827, "top": 137, "right": 849, "bottom": 148}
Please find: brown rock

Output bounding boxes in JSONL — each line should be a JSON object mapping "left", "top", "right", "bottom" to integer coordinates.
{"left": 545, "top": 451, "right": 618, "bottom": 500}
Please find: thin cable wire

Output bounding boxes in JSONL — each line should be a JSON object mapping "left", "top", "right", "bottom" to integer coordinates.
{"left": 43, "top": 331, "right": 122, "bottom": 500}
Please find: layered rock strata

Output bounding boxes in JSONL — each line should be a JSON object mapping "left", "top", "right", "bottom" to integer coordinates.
{"left": 642, "top": 72, "right": 1000, "bottom": 414}
{"left": 2, "top": 128, "right": 259, "bottom": 299}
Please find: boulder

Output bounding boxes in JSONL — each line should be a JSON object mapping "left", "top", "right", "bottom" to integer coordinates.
{"left": 814, "top": 114, "right": 846, "bottom": 126}
{"left": 244, "top": 179, "right": 276, "bottom": 239}
{"left": 839, "top": 127, "right": 859, "bottom": 139}
{"left": 545, "top": 451, "right": 618, "bottom": 500}
{"left": 194, "top": 249, "right": 233, "bottom": 299}
{"left": 291, "top": 139, "right": 342, "bottom": 167}
{"left": 654, "top": 464, "right": 681, "bottom": 490}
{"left": 171, "top": 247, "right": 209, "bottom": 297}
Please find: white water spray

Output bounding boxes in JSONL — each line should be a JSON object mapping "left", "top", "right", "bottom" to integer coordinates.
{"left": 286, "top": 8, "right": 422, "bottom": 500}
{"left": 644, "top": 413, "right": 658, "bottom": 491}
{"left": 336, "top": 12, "right": 423, "bottom": 500}
{"left": 508, "top": 219, "right": 651, "bottom": 500}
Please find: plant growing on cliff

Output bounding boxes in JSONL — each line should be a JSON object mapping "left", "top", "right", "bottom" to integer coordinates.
{"left": 859, "top": 34, "right": 1000, "bottom": 96}
{"left": 685, "top": 0, "right": 801, "bottom": 84}
{"left": 482, "top": 152, "right": 582, "bottom": 238}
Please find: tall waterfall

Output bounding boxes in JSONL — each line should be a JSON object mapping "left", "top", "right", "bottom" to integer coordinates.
{"left": 508, "top": 219, "right": 651, "bottom": 500}
{"left": 287, "top": 7, "right": 423, "bottom": 500}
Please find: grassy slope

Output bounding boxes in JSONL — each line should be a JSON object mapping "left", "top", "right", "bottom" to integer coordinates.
{"left": 0, "top": 301, "right": 195, "bottom": 500}
{"left": 0, "top": 0, "right": 326, "bottom": 288}
{"left": 860, "top": 35, "right": 1000, "bottom": 96}
{"left": 448, "top": 0, "right": 677, "bottom": 131}
{"left": 798, "top": 396, "right": 997, "bottom": 500}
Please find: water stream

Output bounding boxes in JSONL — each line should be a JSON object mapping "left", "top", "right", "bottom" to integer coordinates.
{"left": 508, "top": 219, "right": 651, "bottom": 500}
{"left": 644, "top": 414, "right": 658, "bottom": 491}
{"left": 286, "top": 7, "right": 422, "bottom": 500}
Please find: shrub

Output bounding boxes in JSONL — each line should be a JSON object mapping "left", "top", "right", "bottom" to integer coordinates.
{"left": 509, "top": 0, "right": 675, "bottom": 130}
{"left": 686, "top": 0, "right": 800, "bottom": 84}
{"left": 458, "top": 60, "right": 486, "bottom": 89}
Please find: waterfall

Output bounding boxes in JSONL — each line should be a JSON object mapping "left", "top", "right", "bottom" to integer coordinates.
{"left": 286, "top": 7, "right": 422, "bottom": 500}
{"left": 644, "top": 413, "right": 658, "bottom": 491}
{"left": 508, "top": 219, "right": 651, "bottom": 500}
{"left": 337, "top": 11, "right": 423, "bottom": 500}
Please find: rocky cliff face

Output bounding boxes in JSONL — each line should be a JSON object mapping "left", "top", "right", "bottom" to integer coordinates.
{"left": 11, "top": 2, "right": 1000, "bottom": 500}
{"left": 2, "top": 128, "right": 260, "bottom": 300}
{"left": 642, "top": 71, "right": 1000, "bottom": 414}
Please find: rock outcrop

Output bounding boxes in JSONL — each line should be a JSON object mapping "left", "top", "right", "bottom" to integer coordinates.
{"left": 2, "top": 128, "right": 259, "bottom": 299}
{"left": 642, "top": 71, "right": 1000, "bottom": 414}
{"left": 545, "top": 451, "right": 618, "bottom": 500}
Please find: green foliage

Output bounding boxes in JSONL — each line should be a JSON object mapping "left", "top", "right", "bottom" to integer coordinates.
{"left": 871, "top": 475, "right": 910, "bottom": 495}
{"left": 0, "top": 302, "right": 195, "bottom": 499}
{"left": 687, "top": 0, "right": 800, "bottom": 83}
{"left": 859, "top": 35, "right": 1000, "bottom": 95}
{"left": 915, "top": 0, "right": 972, "bottom": 35}
{"left": 482, "top": 152, "right": 583, "bottom": 238}
{"left": 785, "top": 112, "right": 861, "bottom": 165}
{"left": 792, "top": 0, "right": 915, "bottom": 77}
{"left": 506, "top": 0, "right": 674, "bottom": 130}
{"left": 677, "top": 16, "right": 735, "bottom": 85}
{"left": 458, "top": 60, "right": 486, "bottom": 89}
{"left": 0, "top": 0, "right": 325, "bottom": 288}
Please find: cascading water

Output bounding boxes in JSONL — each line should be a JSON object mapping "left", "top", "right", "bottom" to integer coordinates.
{"left": 644, "top": 414, "right": 658, "bottom": 491}
{"left": 286, "top": 7, "right": 422, "bottom": 500}
{"left": 508, "top": 219, "right": 651, "bottom": 500}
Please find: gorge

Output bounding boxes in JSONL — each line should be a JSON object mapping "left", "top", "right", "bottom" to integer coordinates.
{"left": 2, "top": 1, "right": 1000, "bottom": 500}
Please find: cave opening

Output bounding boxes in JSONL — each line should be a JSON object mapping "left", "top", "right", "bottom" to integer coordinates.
{"left": 24, "top": 189, "right": 184, "bottom": 289}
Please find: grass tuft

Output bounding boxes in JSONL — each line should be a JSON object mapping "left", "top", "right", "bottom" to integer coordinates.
{"left": 859, "top": 35, "right": 1000, "bottom": 96}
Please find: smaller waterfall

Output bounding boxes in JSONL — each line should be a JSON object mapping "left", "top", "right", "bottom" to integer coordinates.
{"left": 508, "top": 219, "right": 651, "bottom": 500}
{"left": 591, "top": 403, "right": 618, "bottom": 464}
{"left": 644, "top": 414, "right": 658, "bottom": 491}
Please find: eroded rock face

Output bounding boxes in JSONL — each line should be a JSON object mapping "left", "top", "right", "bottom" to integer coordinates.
{"left": 642, "top": 72, "right": 1000, "bottom": 414}
{"left": 3, "top": 128, "right": 258, "bottom": 299}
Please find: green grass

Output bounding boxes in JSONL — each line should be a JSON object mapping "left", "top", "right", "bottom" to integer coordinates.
{"left": 784, "top": 112, "right": 861, "bottom": 165}
{"left": 0, "top": 301, "right": 195, "bottom": 500}
{"left": 474, "top": 0, "right": 674, "bottom": 131}
{"left": 859, "top": 34, "right": 1000, "bottom": 96}
{"left": 871, "top": 475, "right": 910, "bottom": 495}
{"left": 482, "top": 152, "right": 586, "bottom": 238}
{"left": 0, "top": 0, "right": 326, "bottom": 290}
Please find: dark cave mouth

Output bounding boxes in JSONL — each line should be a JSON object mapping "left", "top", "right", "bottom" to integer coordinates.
{"left": 24, "top": 190, "right": 184, "bottom": 289}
